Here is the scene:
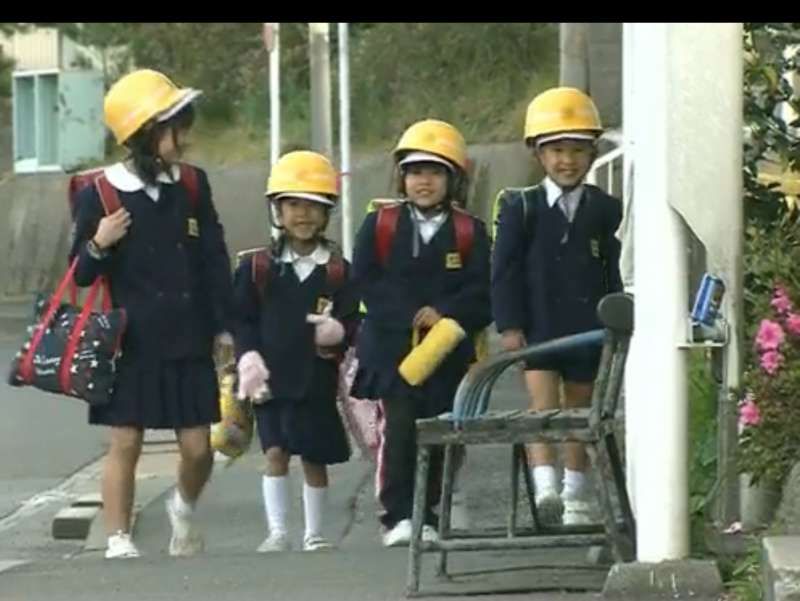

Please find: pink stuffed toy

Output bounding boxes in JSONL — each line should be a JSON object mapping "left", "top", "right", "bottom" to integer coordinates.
{"left": 237, "top": 350, "right": 271, "bottom": 404}
{"left": 306, "top": 306, "right": 345, "bottom": 347}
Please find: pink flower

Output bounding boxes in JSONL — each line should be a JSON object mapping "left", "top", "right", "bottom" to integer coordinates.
{"left": 756, "top": 319, "right": 785, "bottom": 352}
{"left": 771, "top": 286, "right": 794, "bottom": 315}
{"left": 787, "top": 313, "right": 800, "bottom": 337}
{"left": 760, "top": 350, "right": 785, "bottom": 375}
{"left": 739, "top": 395, "right": 761, "bottom": 427}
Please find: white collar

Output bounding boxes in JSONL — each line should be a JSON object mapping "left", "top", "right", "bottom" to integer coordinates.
{"left": 104, "top": 162, "right": 182, "bottom": 202}
{"left": 411, "top": 206, "right": 448, "bottom": 224}
{"left": 543, "top": 176, "right": 584, "bottom": 208}
{"left": 279, "top": 243, "right": 331, "bottom": 265}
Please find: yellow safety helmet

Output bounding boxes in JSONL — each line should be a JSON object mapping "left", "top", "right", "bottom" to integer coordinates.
{"left": 104, "top": 69, "right": 202, "bottom": 145}
{"left": 524, "top": 87, "right": 603, "bottom": 145}
{"left": 394, "top": 119, "right": 468, "bottom": 171}
{"left": 265, "top": 151, "right": 338, "bottom": 206}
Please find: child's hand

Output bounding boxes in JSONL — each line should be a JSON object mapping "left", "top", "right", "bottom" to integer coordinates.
{"left": 237, "top": 351, "right": 270, "bottom": 402}
{"left": 500, "top": 329, "right": 527, "bottom": 352}
{"left": 412, "top": 306, "right": 442, "bottom": 330}
{"left": 306, "top": 308, "right": 345, "bottom": 347}
{"left": 93, "top": 208, "right": 131, "bottom": 249}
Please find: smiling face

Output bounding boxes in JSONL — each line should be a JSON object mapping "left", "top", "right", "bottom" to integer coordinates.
{"left": 534, "top": 136, "right": 597, "bottom": 189}
{"left": 402, "top": 162, "right": 449, "bottom": 210}
{"left": 278, "top": 196, "right": 328, "bottom": 242}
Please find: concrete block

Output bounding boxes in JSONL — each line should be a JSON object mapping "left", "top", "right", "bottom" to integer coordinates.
{"left": 52, "top": 505, "right": 100, "bottom": 540}
{"left": 776, "top": 462, "right": 800, "bottom": 534}
{"left": 72, "top": 493, "right": 103, "bottom": 507}
{"left": 602, "top": 559, "right": 723, "bottom": 600}
{"left": 763, "top": 536, "right": 800, "bottom": 601}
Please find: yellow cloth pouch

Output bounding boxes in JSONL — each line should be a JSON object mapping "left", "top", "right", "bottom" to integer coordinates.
{"left": 398, "top": 318, "right": 466, "bottom": 386}
{"left": 210, "top": 372, "right": 254, "bottom": 459}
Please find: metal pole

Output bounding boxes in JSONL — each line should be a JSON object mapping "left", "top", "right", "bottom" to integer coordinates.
{"left": 269, "top": 23, "right": 281, "bottom": 167}
{"left": 559, "top": 23, "right": 590, "bottom": 90}
{"left": 309, "top": 23, "right": 333, "bottom": 158}
{"left": 338, "top": 23, "right": 353, "bottom": 260}
{"left": 264, "top": 23, "right": 281, "bottom": 242}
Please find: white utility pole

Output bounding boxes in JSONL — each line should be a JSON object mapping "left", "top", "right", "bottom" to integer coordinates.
{"left": 309, "top": 23, "right": 333, "bottom": 159}
{"left": 626, "top": 22, "right": 743, "bottom": 561}
{"left": 337, "top": 23, "right": 353, "bottom": 260}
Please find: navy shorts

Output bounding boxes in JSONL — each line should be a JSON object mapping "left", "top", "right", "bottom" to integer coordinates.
{"left": 524, "top": 345, "right": 601, "bottom": 383}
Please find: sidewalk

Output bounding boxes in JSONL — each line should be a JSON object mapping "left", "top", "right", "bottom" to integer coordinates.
{"left": 0, "top": 362, "right": 610, "bottom": 600}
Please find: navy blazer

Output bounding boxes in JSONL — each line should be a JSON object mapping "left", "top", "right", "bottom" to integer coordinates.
{"left": 69, "top": 167, "right": 234, "bottom": 361}
{"left": 352, "top": 204, "right": 492, "bottom": 381}
{"left": 232, "top": 248, "right": 360, "bottom": 401}
{"left": 491, "top": 184, "right": 622, "bottom": 343}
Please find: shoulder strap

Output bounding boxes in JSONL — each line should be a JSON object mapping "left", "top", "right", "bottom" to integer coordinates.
{"left": 179, "top": 163, "right": 199, "bottom": 211}
{"left": 375, "top": 204, "right": 402, "bottom": 267}
{"left": 325, "top": 251, "right": 346, "bottom": 292}
{"left": 94, "top": 175, "right": 122, "bottom": 216}
{"left": 251, "top": 249, "right": 271, "bottom": 302}
{"left": 451, "top": 207, "right": 475, "bottom": 262}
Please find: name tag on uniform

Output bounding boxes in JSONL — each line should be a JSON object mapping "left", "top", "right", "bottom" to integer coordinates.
{"left": 445, "top": 252, "right": 462, "bottom": 270}
{"left": 188, "top": 218, "right": 200, "bottom": 237}
{"left": 316, "top": 297, "right": 333, "bottom": 315}
{"left": 590, "top": 239, "right": 600, "bottom": 258}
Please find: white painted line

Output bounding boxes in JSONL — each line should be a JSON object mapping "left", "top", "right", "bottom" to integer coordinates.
{"left": 0, "top": 559, "right": 28, "bottom": 574}
{"left": 0, "top": 460, "right": 102, "bottom": 535}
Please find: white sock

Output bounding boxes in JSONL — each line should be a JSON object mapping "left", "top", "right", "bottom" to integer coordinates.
{"left": 303, "top": 483, "right": 327, "bottom": 539}
{"left": 532, "top": 465, "right": 558, "bottom": 493}
{"left": 172, "top": 488, "right": 194, "bottom": 515}
{"left": 262, "top": 475, "right": 290, "bottom": 536}
{"left": 562, "top": 468, "right": 587, "bottom": 501}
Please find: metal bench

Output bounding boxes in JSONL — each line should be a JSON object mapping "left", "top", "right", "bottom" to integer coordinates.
{"left": 406, "top": 292, "right": 636, "bottom": 596}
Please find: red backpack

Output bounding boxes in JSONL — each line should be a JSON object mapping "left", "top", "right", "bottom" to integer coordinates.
{"left": 68, "top": 163, "right": 200, "bottom": 219}
{"left": 374, "top": 202, "right": 475, "bottom": 267}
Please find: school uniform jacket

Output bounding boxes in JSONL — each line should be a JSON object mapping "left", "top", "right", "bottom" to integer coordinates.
{"left": 232, "top": 245, "right": 360, "bottom": 401}
{"left": 491, "top": 182, "right": 623, "bottom": 344}
{"left": 352, "top": 203, "right": 492, "bottom": 388}
{"left": 69, "top": 165, "right": 234, "bottom": 361}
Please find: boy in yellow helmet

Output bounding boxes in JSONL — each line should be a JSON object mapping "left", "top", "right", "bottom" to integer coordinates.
{"left": 350, "top": 120, "right": 491, "bottom": 547}
{"left": 491, "top": 88, "right": 623, "bottom": 526}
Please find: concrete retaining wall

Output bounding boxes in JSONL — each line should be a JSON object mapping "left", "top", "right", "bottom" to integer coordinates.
{"left": 0, "top": 142, "right": 540, "bottom": 298}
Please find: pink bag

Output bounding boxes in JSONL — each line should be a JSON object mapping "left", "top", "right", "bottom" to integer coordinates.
{"left": 337, "top": 348, "right": 381, "bottom": 461}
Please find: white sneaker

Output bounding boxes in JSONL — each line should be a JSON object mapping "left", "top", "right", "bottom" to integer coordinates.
{"left": 257, "top": 531, "right": 291, "bottom": 553}
{"left": 535, "top": 487, "right": 564, "bottom": 525}
{"left": 105, "top": 531, "right": 141, "bottom": 559}
{"left": 303, "top": 534, "right": 335, "bottom": 552}
{"left": 381, "top": 519, "right": 412, "bottom": 547}
{"left": 563, "top": 498, "right": 595, "bottom": 526}
{"left": 421, "top": 525, "right": 439, "bottom": 543}
{"left": 166, "top": 495, "right": 204, "bottom": 557}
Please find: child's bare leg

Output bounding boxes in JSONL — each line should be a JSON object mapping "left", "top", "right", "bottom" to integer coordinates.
{"left": 562, "top": 381, "right": 593, "bottom": 473}
{"left": 524, "top": 370, "right": 561, "bottom": 467}
{"left": 561, "top": 381, "right": 595, "bottom": 524}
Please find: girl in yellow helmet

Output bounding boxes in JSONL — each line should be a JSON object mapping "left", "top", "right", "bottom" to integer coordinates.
{"left": 350, "top": 120, "right": 491, "bottom": 547}
{"left": 232, "top": 151, "right": 359, "bottom": 552}
{"left": 68, "top": 69, "right": 234, "bottom": 559}
{"left": 491, "top": 87, "right": 623, "bottom": 526}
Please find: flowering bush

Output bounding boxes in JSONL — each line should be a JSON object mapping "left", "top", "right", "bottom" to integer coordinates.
{"left": 738, "top": 284, "right": 800, "bottom": 487}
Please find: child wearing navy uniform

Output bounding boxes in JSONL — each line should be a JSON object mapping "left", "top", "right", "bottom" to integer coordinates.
{"left": 350, "top": 120, "right": 491, "bottom": 547}
{"left": 233, "top": 151, "right": 357, "bottom": 553}
{"left": 69, "top": 69, "right": 234, "bottom": 559}
{"left": 491, "top": 87, "right": 622, "bottom": 525}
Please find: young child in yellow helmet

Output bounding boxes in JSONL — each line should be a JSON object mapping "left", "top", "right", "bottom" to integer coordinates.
{"left": 350, "top": 119, "right": 491, "bottom": 547}
{"left": 491, "top": 87, "right": 623, "bottom": 525}
{"left": 232, "top": 151, "right": 359, "bottom": 552}
{"left": 69, "top": 69, "right": 235, "bottom": 559}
